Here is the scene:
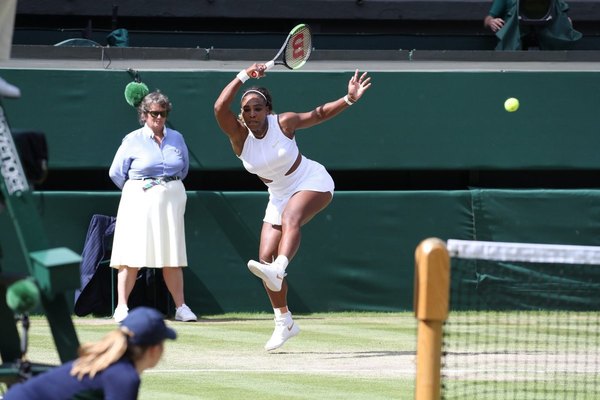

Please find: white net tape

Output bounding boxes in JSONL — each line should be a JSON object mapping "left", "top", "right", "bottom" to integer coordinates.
{"left": 447, "top": 239, "right": 600, "bottom": 265}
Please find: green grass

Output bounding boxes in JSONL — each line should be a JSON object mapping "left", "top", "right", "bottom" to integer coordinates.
{"left": 19, "top": 312, "right": 417, "bottom": 400}
{"left": 16, "top": 310, "right": 599, "bottom": 399}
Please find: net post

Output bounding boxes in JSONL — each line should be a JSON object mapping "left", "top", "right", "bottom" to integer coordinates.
{"left": 414, "top": 238, "right": 450, "bottom": 400}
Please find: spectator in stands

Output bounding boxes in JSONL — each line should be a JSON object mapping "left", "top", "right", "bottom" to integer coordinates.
{"left": 4, "top": 307, "right": 176, "bottom": 400}
{"left": 109, "top": 91, "right": 197, "bottom": 323}
{"left": 483, "top": 0, "right": 582, "bottom": 50}
{"left": 214, "top": 63, "right": 371, "bottom": 350}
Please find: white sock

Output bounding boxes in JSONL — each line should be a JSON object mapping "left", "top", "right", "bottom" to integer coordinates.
{"left": 274, "top": 309, "right": 291, "bottom": 320}
{"left": 274, "top": 255, "right": 289, "bottom": 271}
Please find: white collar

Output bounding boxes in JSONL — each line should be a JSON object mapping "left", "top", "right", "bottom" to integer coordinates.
{"left": 143, "top": 124, "right": 167, "bottom": 138}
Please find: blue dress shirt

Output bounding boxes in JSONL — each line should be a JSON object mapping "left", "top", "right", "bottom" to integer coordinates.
{"left": 109, "top": 124, "right": 189, "bottom": 190}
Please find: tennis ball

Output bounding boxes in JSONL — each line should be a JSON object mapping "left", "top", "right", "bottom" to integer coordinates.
{"left": 504, "top": 97, "right": 519, "bottom": 112}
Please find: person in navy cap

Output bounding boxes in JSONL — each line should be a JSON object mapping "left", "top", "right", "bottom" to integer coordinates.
{"left": 4, "top": 307, "right": 176, "bottom": 400}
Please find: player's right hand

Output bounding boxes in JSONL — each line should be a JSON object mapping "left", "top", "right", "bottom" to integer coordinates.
{"left": 249, "top": 63, "right": 267, "bottom": 79}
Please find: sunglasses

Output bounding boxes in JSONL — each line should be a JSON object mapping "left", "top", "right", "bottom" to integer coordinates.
{"left": 146, "top": 110, "right": 168, "bottom": 118}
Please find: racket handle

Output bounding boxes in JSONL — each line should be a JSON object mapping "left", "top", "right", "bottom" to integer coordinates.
{"left": 250, "top": 61, "right": 276, "bottom": 78}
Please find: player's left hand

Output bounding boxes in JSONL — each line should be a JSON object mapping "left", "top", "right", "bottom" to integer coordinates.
{"left": 347, "top": 70, "right": 372, "bottom": 102}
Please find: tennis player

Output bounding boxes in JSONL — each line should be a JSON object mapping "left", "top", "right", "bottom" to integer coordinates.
{"left": 3, "top": 307, "right": 176, "bottom": 399}
{"left": 214, "top": 63, "right": 371, "bottom": 350}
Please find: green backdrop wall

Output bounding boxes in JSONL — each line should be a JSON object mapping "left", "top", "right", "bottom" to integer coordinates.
{"left": 1, "top": 67, "right": 599, "bottom": 314}
{"left": 1, "top": 189, "right": 599, "bottom": 314}
{"left": 1, "top": 68, "right": 599, "bottom": 171}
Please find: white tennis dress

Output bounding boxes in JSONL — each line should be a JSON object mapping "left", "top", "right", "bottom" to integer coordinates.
{"left": 238, "top": 114, "right": 334, "bottom": 225}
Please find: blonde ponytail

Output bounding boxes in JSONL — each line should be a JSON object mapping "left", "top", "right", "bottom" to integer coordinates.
{"left": 70, "top": 329, "right": 130, "bottom": 380}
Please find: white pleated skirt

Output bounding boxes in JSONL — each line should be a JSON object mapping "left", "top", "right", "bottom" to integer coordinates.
{"left": 110, "top": 179, "right": 187, "bottom": 269}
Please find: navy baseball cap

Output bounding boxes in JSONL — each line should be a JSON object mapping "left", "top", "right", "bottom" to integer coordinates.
{"left": 120, "top": 307, "right": 177, "bottom": 346}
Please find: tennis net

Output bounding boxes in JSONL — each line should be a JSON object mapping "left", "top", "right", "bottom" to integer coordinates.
{"left": 414, "top": 238, "right": 600, "bottom": 400}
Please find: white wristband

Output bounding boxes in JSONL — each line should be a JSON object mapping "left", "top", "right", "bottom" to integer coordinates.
{"left": 343, "top": 95, "right": 354, "bottom": 105}
{"left": 237, "top": 70, "right": 250, "bottom": 83}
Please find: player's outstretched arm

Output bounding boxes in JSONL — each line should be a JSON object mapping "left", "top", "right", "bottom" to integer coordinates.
{"left": 282, "top": 69, "right": 372, "bottom": 132}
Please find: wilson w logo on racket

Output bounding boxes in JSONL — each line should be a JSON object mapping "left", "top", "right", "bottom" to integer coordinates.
{"left": 252, "top": 24, "right": 312, "bottom": 77}
{"left": 289, "top": 31, "right": 308, "bottom": 61}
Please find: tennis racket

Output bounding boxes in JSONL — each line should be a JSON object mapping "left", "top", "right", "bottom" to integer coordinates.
{"left": 250, "top": 24, "right": 312, "bottom": 77}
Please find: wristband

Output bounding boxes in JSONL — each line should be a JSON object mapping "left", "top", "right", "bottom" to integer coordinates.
{"left": 343, "top": 95, "right": 355, "bottom": 105}
{"left": 236, "top": 70, "right": 250, "bottom": 84}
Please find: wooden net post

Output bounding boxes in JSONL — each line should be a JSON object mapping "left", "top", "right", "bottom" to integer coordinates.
{"left": 414, "top": 238, "right": 450, "bottom": 400}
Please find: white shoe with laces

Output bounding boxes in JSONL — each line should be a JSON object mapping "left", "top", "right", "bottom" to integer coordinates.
{"left": 175, "top": 304, "right": 197, "bottom": 322}
{"left": 113, "top": 305, "right": 129, "bottom": 323}
{"left": 264, "top": 314, "right": 300, "bottom": 351}
{"left": 247, "top": 260, "right": 286, "bottom": 292}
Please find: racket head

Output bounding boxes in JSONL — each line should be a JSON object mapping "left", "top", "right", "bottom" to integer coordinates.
{"left": 282, "top": 24, "right": 312, "bottom": 70}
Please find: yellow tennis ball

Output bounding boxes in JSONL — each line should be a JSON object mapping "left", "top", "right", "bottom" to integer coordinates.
{"left": 504, "top": 97, "right": 519, "bottom": 112}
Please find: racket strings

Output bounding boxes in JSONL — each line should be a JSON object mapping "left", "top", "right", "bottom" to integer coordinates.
{"left": 284, "top": 26, "right": 312, "bottom": 70}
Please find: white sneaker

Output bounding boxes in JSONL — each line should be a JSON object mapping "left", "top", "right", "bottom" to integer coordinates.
{"left": 247, "top": 260, "right": 286, "bottom": 292}
{"left": 113, "top": 305, "right": 128, "bottom": 323}
{"left": 0, "top": 76, "right": 21, "bottom": 99}
{"left": 264, "top": 315, "right": 300, "bottom": 351}
{"left": 175, "top": 304, "right": 197, "bottom": 322}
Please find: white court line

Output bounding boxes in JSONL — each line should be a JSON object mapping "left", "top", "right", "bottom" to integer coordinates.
{"left": 147, "top": 368, "right": 415, "bottom": 374}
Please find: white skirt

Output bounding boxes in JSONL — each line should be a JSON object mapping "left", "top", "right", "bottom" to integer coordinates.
{"left": 110, "top": 179, "right": 188, "bottom": 269}
{"left": 263, "top": 156, "right": 335, "bottom": 225}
